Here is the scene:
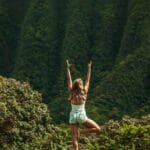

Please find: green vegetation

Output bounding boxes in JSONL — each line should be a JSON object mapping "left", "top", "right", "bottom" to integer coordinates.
{"left": 0, "top": 0, "right": 30, "bottom": 76}
{"left": 0, "top": 0, "right": 149, "bottom": 149}
{"left": 65, "top": 115, "right": 150, "bottom": 150}
{"left": 12, "top": 0, "right": 67, "bottom": 103}
{"left": 0, "top": 76, "right": 149, "bottom": 149}
{"left": 50, "top": 0, "right": 95, "bottom": 123}
{"left": 93, "top": 48, "right": 150, "bottom": 123}
{"left": 117, "top": 0, "right": 150, "bottom": 60}
{"left": 0, "top": 0, "right": 149, "bottom": 127}
{"left": 87, "top": 115, "right": 150, "bottom": 150}
{"left": 0, "top": 76, "right": 67, "bottom": 149}
{"left": 12, "top": 0, "right": 52, "bottom": 98}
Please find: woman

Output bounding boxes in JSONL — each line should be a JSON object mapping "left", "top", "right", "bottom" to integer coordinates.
{"left": 66, "top": 60, "right": 101, "bottom": 150}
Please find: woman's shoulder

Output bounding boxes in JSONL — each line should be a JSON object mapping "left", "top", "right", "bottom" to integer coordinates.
{"left": 82, "top": 87, "right": 88, "bottom": 95}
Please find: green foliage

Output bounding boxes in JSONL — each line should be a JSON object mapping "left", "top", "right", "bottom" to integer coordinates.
{"left": 50, "top": 0, "right": 95, "bottom": 123}
{"left": 64, "top": 115, "right": 150, "bottom": 150}
{"left": 90, "top": 0, "right": 128, "bottom": 84}
{"left": 62, "top": 0, "right": 92, "bottom": 73}
{"left": 0, "top": 76, "right": 67, "bottom": 149}
{"left": 0, "top": 0, "right": 150, "bottom": 148}
{"left": 12, "top": 0, "right": 51, "bottom": 97}
{"left": 94, "top": 48, "right": 150, "bottom": 123}
{"left": 0, "top": 1, "right": 17, "bottom": 76}
{"left": 13, "top": 0, "right": 67, "bottom": 103}
{"left": 117, "top": 0, "right": 150, "bottom": 60}
{"left": 0, "top": 0, "right": 30, "bottom": 76}
{"left": 0, "top": 0, "right": 149, "bottom": 124}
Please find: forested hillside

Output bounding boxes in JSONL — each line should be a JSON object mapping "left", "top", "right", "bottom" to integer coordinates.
{"left": 0, "top": 0, "right": 149, "bottom": 125}
{"left": 0, "top": 0, "right": 31, "bottom": 76}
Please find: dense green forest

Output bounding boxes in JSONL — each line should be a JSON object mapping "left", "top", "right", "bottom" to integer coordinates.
{"left": 0, "top": 0, "right": 150, "bottom": 149}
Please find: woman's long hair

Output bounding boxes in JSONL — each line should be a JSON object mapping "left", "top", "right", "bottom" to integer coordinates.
{"left": 68, "top": 78, "right": 87, "bottom": 102}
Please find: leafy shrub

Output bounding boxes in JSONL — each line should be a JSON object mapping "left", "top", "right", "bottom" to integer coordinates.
{"left": 82, "top": 115, "right": 150, "bottom": 150}
{"left": 0, "top": 76, "right": 67, "bottom": 149}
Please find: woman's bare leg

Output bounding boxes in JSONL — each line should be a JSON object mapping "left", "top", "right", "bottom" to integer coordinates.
{"left": 71, "top": 124, "right": 79, "bottom": 150}
{"left": 81, "top": 119, "right": 101, "bottom": 135}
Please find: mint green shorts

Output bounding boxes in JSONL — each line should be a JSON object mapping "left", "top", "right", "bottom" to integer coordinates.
{"left": 69, "top": 111, "right": 88, "bottom": 124}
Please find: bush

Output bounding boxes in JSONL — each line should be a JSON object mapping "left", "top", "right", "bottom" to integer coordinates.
{"left": 0, "top": 76, "right": 67, "bottom": 149}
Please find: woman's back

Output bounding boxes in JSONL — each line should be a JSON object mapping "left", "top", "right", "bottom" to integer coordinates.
{"left": 69, "top": 79, "right": 87, "bottom": 105}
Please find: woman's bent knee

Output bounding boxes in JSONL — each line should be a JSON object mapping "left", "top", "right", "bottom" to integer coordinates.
{"left": 96, "top": 126, "right": 101, "bottom": 133}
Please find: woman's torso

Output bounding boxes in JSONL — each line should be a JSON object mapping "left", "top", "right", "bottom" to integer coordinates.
{"left": 69, "top": 88, "right": 87, "bottom": 105}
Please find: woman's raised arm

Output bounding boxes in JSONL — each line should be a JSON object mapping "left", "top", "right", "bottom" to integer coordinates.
{"left": 84, "top": 61, "right": 92, "bottom": 93}
{"left": 66, "top": 60, "right": 72, "bottom": 91}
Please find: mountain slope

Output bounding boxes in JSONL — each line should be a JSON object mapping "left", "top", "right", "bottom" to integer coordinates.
{"left": 0, "top": 0, "right": 31, "bottom": 76}
{"left": 0, "top": 0, "right": 149, "bottom": 123}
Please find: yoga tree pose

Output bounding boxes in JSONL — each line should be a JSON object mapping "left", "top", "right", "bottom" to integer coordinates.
{"left": 66, "top": 60, "right": 101, "bottom": 150}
